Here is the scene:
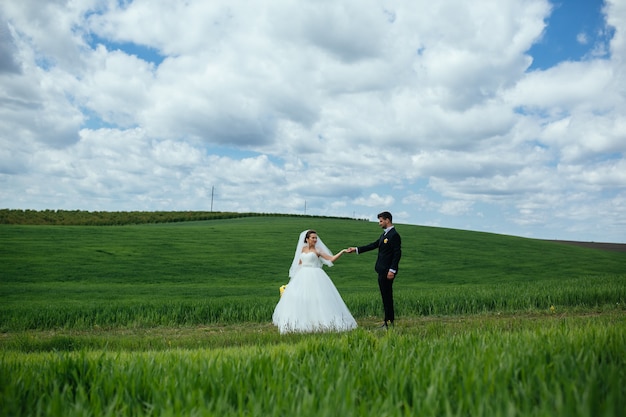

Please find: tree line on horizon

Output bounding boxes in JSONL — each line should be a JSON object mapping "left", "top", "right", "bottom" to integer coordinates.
{"left": 0, "top": 209, "right": 312, "bottom": 226}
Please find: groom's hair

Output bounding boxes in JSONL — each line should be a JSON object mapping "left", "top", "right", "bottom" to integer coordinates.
{"left": 378, "top": 211, "right": 392, "bottom": 222}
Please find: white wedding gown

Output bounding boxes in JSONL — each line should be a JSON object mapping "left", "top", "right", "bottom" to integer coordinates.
{"left": 272, "top": 251, "right": 357, "bottom": 334}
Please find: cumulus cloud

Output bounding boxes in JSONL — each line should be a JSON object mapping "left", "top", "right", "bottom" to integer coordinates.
{"left": 0, "top": 20, "right": 20, "bottom": 74}
{"left": 0, "top": 0, "right": 625, "bottom": 242}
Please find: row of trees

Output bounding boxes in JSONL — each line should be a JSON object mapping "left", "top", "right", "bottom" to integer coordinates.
{"left": 0, "top": 209, "right": 295, "bottom": 226}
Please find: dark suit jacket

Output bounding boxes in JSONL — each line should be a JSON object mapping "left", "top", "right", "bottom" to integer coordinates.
{"left": 357, "top": 227, "right": 402, "bottom": 274}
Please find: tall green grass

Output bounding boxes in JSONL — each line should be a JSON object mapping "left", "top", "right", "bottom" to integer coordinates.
{"left": 1, "top": 314, "right": 624, "bottom": 417}
{"left": 2, "top": 275, "right": 623, "bottom": 331}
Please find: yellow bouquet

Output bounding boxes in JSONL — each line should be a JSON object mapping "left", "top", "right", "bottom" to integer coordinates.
{"left": 279, "top": 284, "right": 287, "bottom": 297}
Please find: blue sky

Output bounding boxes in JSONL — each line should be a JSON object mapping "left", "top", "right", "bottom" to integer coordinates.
{"left": 529, "top": 0, "right": 612, "bottom": 69}
{"left": 1, "top": 0, "right": 625, "bottom": 243}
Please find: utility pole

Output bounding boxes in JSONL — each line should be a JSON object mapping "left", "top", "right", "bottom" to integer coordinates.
{"left": 210, "top": 186, "right": 214, "bottom": 212}
{"left": 304, "top": 200, "right": 307, "bottom": 215}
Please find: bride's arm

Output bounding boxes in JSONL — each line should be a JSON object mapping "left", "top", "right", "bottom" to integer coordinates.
{"left": 320, "top": 249, "right": 347, "bottom": 262}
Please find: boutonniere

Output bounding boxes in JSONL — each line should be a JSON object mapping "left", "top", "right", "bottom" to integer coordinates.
{"left": 383, "top": 238, "right": 388, "bottom": 244}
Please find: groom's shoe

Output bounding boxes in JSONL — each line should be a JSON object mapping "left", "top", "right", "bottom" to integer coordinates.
{"left": 378, "top": 321, "right": 394, "bottom": 330}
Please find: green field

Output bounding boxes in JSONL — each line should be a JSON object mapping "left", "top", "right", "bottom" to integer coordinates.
{"left": 1, "top": 214, "right": 625, "bottom": 416}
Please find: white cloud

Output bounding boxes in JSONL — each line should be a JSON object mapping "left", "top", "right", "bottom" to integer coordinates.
{"left": 1, "top": 0, "right": 625, "bottom": 242}
{"left": 78, "top": 45, "right": 156, "bottom": 127}
{"left": 0, "top": 21, "right": 20, "bottom": 73}
{"left": 507, "top": 60, "right": 615, "bottom": 112}
{"left": 439, "top": 200, "right": 473, "bottom": 216}
{"left": 354, "top": 193, "right": 395, "bottom": 208}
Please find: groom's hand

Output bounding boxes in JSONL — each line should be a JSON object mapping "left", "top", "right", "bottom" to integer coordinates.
{"left": 346, "top": 247, "right": 356, "bottom": 253}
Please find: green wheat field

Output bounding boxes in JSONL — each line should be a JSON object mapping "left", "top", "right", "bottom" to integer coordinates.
{"left": 1, "top": 212, "right": 625, "bottom": 416}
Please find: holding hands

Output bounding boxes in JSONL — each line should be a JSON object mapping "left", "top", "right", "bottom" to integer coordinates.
{"left": 330, "top": 248, "right": 353, "bottom": 261}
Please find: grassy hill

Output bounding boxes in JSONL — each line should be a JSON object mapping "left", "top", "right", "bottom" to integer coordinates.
{"left": 1, "top": 214, "right": 624, "bottom": 330}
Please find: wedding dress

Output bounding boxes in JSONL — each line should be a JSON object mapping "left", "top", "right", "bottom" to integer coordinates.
{"left": 272, "top": 251, "right": 357, "bottom": 334}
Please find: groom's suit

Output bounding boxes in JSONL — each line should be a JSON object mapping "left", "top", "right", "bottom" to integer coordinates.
{"left": 357, "top": 227, "right": 402, "bottom": 323}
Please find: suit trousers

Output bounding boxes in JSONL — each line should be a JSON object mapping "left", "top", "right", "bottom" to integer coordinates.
{"left": 377, "top": 272, "right": 394, "bottom": 323}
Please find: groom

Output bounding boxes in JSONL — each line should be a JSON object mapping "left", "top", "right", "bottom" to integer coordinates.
{"left": 348, "top": 211, "right": 402, "bottom": 329}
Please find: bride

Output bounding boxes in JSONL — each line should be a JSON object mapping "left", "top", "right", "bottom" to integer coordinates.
{"left": 272, "top": 230, "right": 358, "bottom": 334}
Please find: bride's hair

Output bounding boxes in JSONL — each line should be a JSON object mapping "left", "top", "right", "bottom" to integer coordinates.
{"left": 304, "top": 230, "right": 317, "bottom": 243}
